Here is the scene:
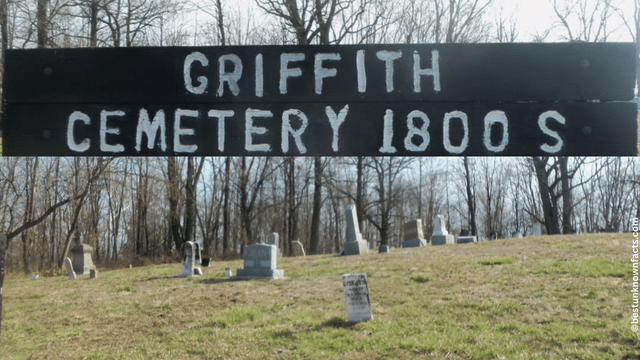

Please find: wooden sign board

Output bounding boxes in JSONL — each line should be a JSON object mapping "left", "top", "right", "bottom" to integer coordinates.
{"left": 2, "top": 43, "right": 637, "bottom": 156}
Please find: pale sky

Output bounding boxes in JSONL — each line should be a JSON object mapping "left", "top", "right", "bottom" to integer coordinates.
{"left": 198, "top": 0, "right": 636, "bottom": 43}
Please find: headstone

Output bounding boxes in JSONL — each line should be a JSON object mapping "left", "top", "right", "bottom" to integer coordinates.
{"left": 431, "top": 215, "right": 455, "bottom": 245}
{"left": 233, "top": 244, "right": 284, "bottom": 279}
{"left": 64, "top": 257, "right": 76, "bottom": 280}
{"left": 70, "top": 242, "right": 96, "bottom": 275}
{"left": 292, "top": 240, "right": 306, "bottom": 257}
{"left": 512, "top": 231, "right": 523, "bottom": 238}
{"left": 401, "top": 219, "right": 427, "bottom": 248}
{"left": 225, "top": 267, "right": 232, "bottom": 277}
{"left": 201, "top": 258, "right": 211, "bottom": 267}
{"left": 456, "top": 236, "right": 477, "bottom": 244}
{"left": 379, "top": 245, "right": 389, "bottom": 253}
{"left": 194, "top": 243, "right": 202, "bottom": 265}
{"left": 460, "top": 229, "right": 471, "bottom": 236}
{"left": 182, "top": 241, "right": 195, "bottom": 277}
{"left": 342, "top": 273, "right": 373, "bottom": 323}
{"left": 30, "top": 274, "right": 38, "bottom": 279}
{"left": 90, "top": 269, "right": 98, "bottom": 279}
{"left": 194, "top": 267, "right": 203, "bottom": 276}
{"left": 532, "top": 223, "right": 542, "bottom": 236}
{"left": 266, "top": 233, "right": 282, "bottom": 258}
{"left": 343, "top": 205, "right": 369, "bottom": 256}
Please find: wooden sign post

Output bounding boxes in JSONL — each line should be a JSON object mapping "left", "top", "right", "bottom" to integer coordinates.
{"left": 2, "top": 43, "right": 637, "bottom": 156}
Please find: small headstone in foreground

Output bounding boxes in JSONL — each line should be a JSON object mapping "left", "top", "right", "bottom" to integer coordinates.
{"left": 343, "top": 205, "right": 369, "bottom": 256}
{"left": 194, "top": 267, "right": 203, "bottom": 276}
{"left": 30, "top": 274, "right": 38, "bottom": 279}
{"left": 225, "top": 267, "right": 232, "bottom": 277}
{"left": 342, "top": 273, "right": 373, "bottom": 323}
{"left": 379, "top": 245, "right": 389, "bottom": 253}
{"left": 182, "top": 241, "right": 196, "bottom": 277}
{"left": 64, "top": 257, "right": 76, "bottom": 280}
{"left": 431, "top": 215, "right": 455, "bottom": 246}
{"left": 234, "top": 243, "right": 284, "bottom": 280}
{"left": 401, "top": 219, "right": 427, "bottom": 248}
{"left": 90, "top": 269, "right": 98, "bottom": 279}
{"left": 292, "top": 240, "right": 306, "bottom": 257}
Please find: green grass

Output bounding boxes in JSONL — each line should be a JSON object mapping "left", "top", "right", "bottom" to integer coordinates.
{"left": 1, "top": 233, "right": 638, "bottom": 359}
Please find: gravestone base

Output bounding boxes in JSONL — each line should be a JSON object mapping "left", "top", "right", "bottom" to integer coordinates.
{"left": 456, "top": 236, "right": 477, "bottom": 244}
{"left": 401, "top": 238, "right": 427, "bottom": 248}
{"left": 432, "top": 235, "right": 455, "bottom": 246}
{"left": 343, "top": 240, "right": 369, "bottom": 256}
{"left": 233, "top": 268, "right": 284, "bottom": 280}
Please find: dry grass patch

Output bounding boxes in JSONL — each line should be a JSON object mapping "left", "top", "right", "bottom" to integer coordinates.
{"left": 1, "top": 233, "right": 638, "bottom": 359}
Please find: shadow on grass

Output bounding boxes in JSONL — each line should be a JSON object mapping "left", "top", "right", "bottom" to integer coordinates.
{"left": 198, "top": 278, "right": 232, "bottom": 284}
{"left": 270, "top": 316, "right": 359, "bottom": 340}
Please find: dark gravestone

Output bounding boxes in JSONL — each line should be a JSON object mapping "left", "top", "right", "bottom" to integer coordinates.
{"left": 201, "top": 258, "right": 211, "bottom": 267}
{"left": 379, "top": 245, "right": 389, "bottom": 253}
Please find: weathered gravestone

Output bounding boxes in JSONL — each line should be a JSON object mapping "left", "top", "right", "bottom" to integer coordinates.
{"left": 401, "top": 219, "right": 427, "bottom": 248}
{"left": 532, "top": 223, "right": 543, "bottom": 236}
{"left": 234, "top": 244, "right": 284, "bottom": 280}
{"left": 266, "top": 233, "right": 282, "bottom": 259}
{"left": 195, "top": 243, "right": 202, "bottom": 266}
{"left": 225, "top": 267, "right": 232, "bottom": 277}
{"left": 342, "top": 273, "right": 373, "bottom": 323}
{"left": 70, "top": 238, "right": 96, "bottom": 275}
{"left": 90, "top": 269, "right": 98, "bottom": 279}
{"left": 379, "top": 245, "right": 389, "bottom": 253}
{"left": 181, "top": 241, "right": 196, "bottom": 277}
{"left": 343, "top": 205, "right": 369, "bottom": 256}
{"left": 292, "top": 240, "right": 306, "bottom": 257}
{"left": 201, "top": 258, "right": 211, "bottom": 267}
{"left": 64, "top": 258, "right": 76, "bottom": 280}
{"left": 456, "top": 236, "right": 477, "bottom": 244}
{"left": 431, "top": 215, "right": 455, "bottom": 245}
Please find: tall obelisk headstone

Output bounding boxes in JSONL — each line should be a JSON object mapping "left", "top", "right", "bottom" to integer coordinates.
{"left": 343, "top": 205, "right": 369, "bottom": 256}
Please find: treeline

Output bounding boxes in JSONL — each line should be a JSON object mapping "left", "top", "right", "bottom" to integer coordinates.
{"left": 0, "top": 0, "right": 639, "bottom": 273}
{"left": 0, "top": 156, "right": 638, "bottom": 273}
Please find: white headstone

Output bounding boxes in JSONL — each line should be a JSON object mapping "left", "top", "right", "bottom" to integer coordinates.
{"left": 194, "top": 267, "right": 203, "bottom": 276}
{"left": 342, "top": 273, "right": 373, "bottom": 323}
{"left": 225, "top": 267, "right": 232, "bottom": 277}
{"left": 64, "top": 257, "right": 76, "bottom": 280}
{"left": 432, "top": 215, "right": 449, "bottom": 236}
{"left": 182, "top": 241, "right": 195, "bottom": 277}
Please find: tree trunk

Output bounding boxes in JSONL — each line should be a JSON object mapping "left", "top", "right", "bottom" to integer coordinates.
{"left": 36, "top": 0, "right": 49, "bottom": 48}
{"left": 559, "top": 156, "right": 574, "bottom": 234}
{"left": 167, "top": 157, "right": 183, "bottom": 252}
{"left": 532, "top": 157, "right": 561, "bottom": 235}
{"left": 222, "top": 157, "right": 231, "bottom": 255}
{"left": 308, "top": 157, "right": 323, "bottom": 254}
{"left": 463, "top": 157, "right": 477, "bottom": 236}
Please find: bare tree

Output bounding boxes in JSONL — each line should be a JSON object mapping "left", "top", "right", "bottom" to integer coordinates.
{"left": 549, "top": 0, "right": 613, "bottom": 42}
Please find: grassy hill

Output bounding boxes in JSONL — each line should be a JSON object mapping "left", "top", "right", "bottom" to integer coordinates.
{"left": 1, "top": 233, "right": 637, "bottom": 359}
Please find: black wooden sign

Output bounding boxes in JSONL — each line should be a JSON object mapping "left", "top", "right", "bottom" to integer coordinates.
{"left": 3, "top": 43, "right": 637, "bottom": 156}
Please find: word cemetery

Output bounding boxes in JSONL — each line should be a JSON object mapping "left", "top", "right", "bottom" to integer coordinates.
{"left": 3, "top": 43, "right": 637, "bottom": 156}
